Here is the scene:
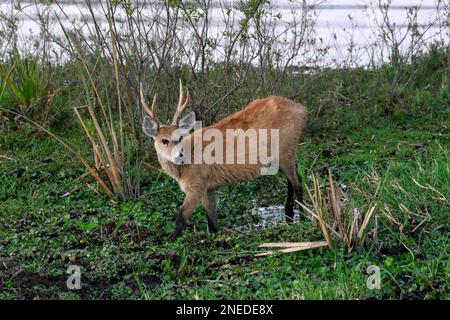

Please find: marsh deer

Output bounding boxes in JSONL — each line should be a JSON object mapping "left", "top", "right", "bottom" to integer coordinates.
{"left": 141, "top": 82, "right": 308, "bottom": 239}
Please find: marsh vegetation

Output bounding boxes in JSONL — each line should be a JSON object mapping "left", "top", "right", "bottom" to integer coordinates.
{"left": 0, "top": 0, "right": 448, "bottom": 299}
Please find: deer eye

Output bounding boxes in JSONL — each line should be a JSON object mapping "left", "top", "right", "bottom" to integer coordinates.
{"left": 178, "top": 136, "right": 183, "bottom": 142}
{"left": 162, "top": 138, "right": 169, "bottom": 146}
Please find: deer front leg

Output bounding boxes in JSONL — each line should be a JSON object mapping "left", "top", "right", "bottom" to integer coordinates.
{"left": 202, "top": 190, "right": 219, "bottom": 233}
{"left": 172, "top": 191, "right": 201, "bottom": 240}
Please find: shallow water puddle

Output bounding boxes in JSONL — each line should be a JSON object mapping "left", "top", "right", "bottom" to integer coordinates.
{"left": 251, "top": 205, "right": 301, "bottom": 227}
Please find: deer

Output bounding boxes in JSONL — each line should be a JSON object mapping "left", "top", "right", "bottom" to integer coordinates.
{"left": 141, "top": 82, "right": 308, "bottom": 240}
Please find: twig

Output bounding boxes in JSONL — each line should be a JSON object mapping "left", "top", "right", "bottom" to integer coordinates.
{"left": 256, "top": 241, "right": 328, "bottom": 257}
{"left": 0, "top": 154, "right": 14, "bottom": 160}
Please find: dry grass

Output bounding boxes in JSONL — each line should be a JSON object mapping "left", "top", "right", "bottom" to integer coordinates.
{"left": 256, "top": 241, "right": 329, "bottom": 257}
{"left": 52, "top": 2, "right": 143, "bottom": 200}
{"left": 296, "top": 169, "right": 378, "bottom": 252}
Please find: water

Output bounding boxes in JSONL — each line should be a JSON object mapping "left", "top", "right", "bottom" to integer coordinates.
{"left": 1, "top": 0, "right": 447, "bottom": 66}
{"left": 252, "top": 205, "right": 302, "bottom": 227}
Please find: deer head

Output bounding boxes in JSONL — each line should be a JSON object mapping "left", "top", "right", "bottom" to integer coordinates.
{"left": 141, "top": 81, "right": 195, "bottom": 164}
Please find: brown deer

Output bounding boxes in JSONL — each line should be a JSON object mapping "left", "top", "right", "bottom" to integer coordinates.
{"left": 141, "top": 82, "right": 308, "bottom": 240}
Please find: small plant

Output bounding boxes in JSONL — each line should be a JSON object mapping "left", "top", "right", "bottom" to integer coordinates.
{"left": 0, "top": 61, "right": 15, "bottom": 101}
{"left": 297, "top": 170, "right": 377, "bottom": 252}
{"left": 0, "top": 52, "right": 49, "bottom": 113}
{"left": 54, "top": 1, "right": 144, "bottom": 200}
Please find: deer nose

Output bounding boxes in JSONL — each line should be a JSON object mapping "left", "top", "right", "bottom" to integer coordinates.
{"left": 179, "top": 152, "right": 184, "bottom": 157}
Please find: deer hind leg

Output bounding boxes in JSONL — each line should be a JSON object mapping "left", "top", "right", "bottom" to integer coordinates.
{"left": 172, "top": 191, "right": 202, "bottom": 240}
{"left": 281, "top": 162, "right": 304, "bottom": 222}
{"left": 285, "top": 180, "right": 294, "bottom": 222}
{"left": 202, "top": 190, "right": 219, "bottom": 233}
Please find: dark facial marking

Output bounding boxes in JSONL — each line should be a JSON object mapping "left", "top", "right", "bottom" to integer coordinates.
{"left": 173, "top": 135, "right": 183, "bottom": 144}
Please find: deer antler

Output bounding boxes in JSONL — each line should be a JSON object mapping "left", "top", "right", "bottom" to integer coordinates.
{"left": 171, "top": 79, "right": 189, "bottom": 125}
{"left": 140, "top": 83, "right": 160, "bottom": 123}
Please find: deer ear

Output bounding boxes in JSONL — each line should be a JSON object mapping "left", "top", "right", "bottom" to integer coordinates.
{"left": 178, "top": 111, "right": 195, "bottom": 132}
{"left": 142, "top": 116, "right": 159, "bottom": 138}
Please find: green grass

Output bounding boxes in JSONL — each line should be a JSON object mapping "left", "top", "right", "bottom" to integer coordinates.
{"left": 0, "top": 46, "right": 448, "bottom": 300}
{"left": 0, "top": 114, "right": 448, "bottom": 299}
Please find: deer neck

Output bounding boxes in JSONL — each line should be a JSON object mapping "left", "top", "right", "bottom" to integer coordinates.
{"left": 157, "top": 154, "right": 181, "bottom": 181}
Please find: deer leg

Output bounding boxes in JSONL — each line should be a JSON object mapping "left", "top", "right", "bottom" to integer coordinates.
{"left": 285, "top": 180, "right": 294, "bottom": 222}
{"left": 281, "top": 163, "right": 304, "bottom": 221}
{"left": 172, "top": 191, "right": 201, "bottom": 240}
{"left": 293, "top": 164, "right": 304, "bottom": 210}
{"left": 291, "top": 168, "right": 304, "bottom": 220}
{"left": 202, "top": 190, "right": 219, "bottom": 233}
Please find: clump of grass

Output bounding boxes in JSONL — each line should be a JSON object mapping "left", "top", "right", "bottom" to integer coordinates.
{"left": 0, "top": 61, "right": 15, "bottom": 101}
{"left": 0, "top": 52, "right": 49, "bottom": 112}
{"left": 297, "top": 169, "right": 377, "bottom": 252}
{"left": 53, "top": 1, "right": 144, "bottom": 200}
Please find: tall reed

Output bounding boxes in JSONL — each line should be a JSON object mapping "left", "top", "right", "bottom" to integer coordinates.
{"left": 297, "top": 170, "right": 377, "bottom": 252}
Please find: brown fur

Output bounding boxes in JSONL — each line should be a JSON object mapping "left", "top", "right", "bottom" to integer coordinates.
{"left": 147, "top": 96, "right": 308, "bottom": 239}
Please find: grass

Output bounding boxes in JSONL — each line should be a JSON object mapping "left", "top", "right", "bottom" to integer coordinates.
{"left": 0, "top": 44, "right": 448, "bottom": 300}
{"left": 0, "top": 109, "right": 448, "bottom": 299}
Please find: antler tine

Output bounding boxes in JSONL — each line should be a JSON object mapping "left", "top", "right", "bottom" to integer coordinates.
{"left": 150, "top": 94, "right": 160, "bottom": 123}
{"left": 172, "top": 80, "right": 190, "bottom": 125}
{"left": 177, "top": 79, "right": 184, "bottom": 109}
{"left": 140, "top": 83, "right": 160, "bottom": 123}
{"left": 140, "top": 83, "right": 151, "bottom": 116}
